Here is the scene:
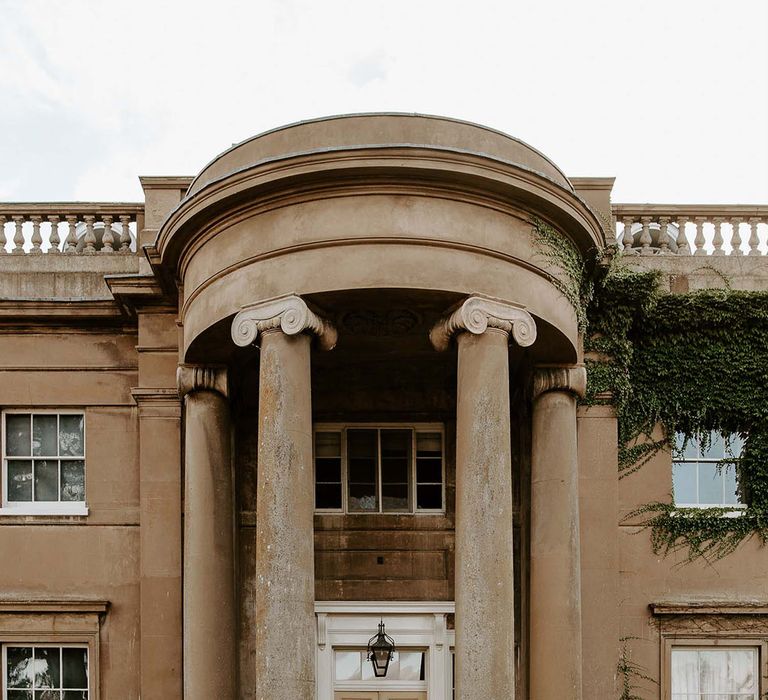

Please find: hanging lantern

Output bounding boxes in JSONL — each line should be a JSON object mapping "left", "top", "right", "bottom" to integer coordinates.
{"left": 367, "top": 620, "right": 396, "bottom": 678}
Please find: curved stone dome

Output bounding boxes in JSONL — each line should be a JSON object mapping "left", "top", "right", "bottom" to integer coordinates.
{"left": 187, "top": 113, "right": 573, "bottom": 196}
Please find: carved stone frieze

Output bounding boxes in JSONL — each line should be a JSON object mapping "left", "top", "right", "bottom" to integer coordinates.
{"left": 532, "top": 365, "right": 587, "bottom": 400}
{"left": 339, "top": 309, "right": 422, "bottom": 336}
{"left": 231, "top": 294, "right": 337, "bottom": 351}
{"left": 177, "top": 364, "right": 228, "bottom": 398}
{"left": 429, "top": 295, "right": 537, "bottom": 351}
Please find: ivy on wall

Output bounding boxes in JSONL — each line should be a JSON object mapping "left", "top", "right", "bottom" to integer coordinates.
{"left": 532, "top": 219, "right": 768, "bottom": 562}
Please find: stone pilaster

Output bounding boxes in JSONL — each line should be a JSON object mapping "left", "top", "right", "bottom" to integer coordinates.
{"left": 177, "top": 365, "right": 235, "bottom": 700}
{"left": 231, "top": 295, "right": 336, "bottom": 700}
{"left": 431, "top": 295, "right": 537, "bottom": 700}
{"left": 530, "top": 365, "right": 586, "bottom": 700}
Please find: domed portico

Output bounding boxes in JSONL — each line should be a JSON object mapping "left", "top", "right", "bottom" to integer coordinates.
{"left": 150, "top": 114, "right": 607, "bottom": 700}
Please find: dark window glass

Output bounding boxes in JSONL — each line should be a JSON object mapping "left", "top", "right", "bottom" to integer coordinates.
{"left": 417, "top": 484, "right": 442, "bottom": 510}
{"left": 381, "top": 430, "right": 410, "bottom": 512}
{"left": 348, "top": 430, "right": 378, "bottom": 511}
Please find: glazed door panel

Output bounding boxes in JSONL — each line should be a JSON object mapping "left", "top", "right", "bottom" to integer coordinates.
{"left": 333, "top": 694, "right": 427, "bottom": 699}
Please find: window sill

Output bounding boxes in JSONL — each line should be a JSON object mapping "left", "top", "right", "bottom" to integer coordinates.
{"left": 0, "top": 504, "right": 89, "bottom": 517}
{"left": 671, "top": 505, "right": 746, "bottom": 518}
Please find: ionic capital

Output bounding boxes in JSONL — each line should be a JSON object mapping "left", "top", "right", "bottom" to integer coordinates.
{"left": 231, "top": 294, "right": 337, "bottom": 351}
{"left": 532, "top": 365, "right": 587, "bottom": 400}
{"left": 429, "top": 295, "right": 537, "bottom": 351}
{"left": 177, "top": 364, "right": 228, "bottom": 399}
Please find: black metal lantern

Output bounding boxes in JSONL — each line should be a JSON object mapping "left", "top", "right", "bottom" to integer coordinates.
{"left": 367, "top": 620, "right": 396, "bottom": 678}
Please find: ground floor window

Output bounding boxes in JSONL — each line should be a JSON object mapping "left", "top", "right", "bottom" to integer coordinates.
{"left": 3, "top": 644, "right": 89, "bottom": 699}
{"left": 671, "top": 646, "right": 758, "bottom": 699}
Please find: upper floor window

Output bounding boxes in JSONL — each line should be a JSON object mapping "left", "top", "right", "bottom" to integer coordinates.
{"left": 2, "top": 411, "right": 86, "bottom": 515}
{"left": 672, "top": 431, "right": 744, "bottom": 508}
{"left": 314, "top": 425, "right": 444, "bottom": 514}
{"left": 671, "top": 646, "right": 758, "bottom": 698}
{"left": 3, "top": 644, "right": 89, "bottom": 699}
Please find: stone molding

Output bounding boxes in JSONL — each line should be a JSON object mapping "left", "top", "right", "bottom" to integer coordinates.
{"left": 176, "top": 365, "right": 228, "bottom": 399}
{"left": 532, "top": 365, "right": 587, "bottom": 400}
{"left": 429, "top": 295, "right": 537, "bottom": 351}
{"left": 231, "top": 293, "right": 337, "bottom": 351}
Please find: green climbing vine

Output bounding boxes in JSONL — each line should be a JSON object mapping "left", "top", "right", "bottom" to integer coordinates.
{"left": 617, "top": 637, "right": 656, "bottom": 700}
{"left": 531, "top": 219, "right": 768, "bottom": 563}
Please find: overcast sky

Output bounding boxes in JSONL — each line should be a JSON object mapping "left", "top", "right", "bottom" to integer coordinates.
{"left": 1, "top": 0, "right": 766, "bottom": 204}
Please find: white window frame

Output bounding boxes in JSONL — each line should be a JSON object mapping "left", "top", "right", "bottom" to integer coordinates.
{"left": 315, "top": 601, "right": 454, "bottom": 700}
{"left": 313, "top": 423, "right": 446, "bottom": 515}
{"left": 2, "top": 642, "right": 90, "bottom": 699}
{"left": 1, "top": 409, "right": 88, "bottom": 516}
{"left": 664, "top": 640, "right": 762, "bottom": 700}
{"left": 672, "top": 431, "right": 745, "bottom": 510}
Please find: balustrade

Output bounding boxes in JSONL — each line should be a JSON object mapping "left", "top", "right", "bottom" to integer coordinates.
{"left": 613, "top": 205, "right": 768, "bottom": 256}
{"left": 0, "top": 204, "right": 143, "bottom": 255}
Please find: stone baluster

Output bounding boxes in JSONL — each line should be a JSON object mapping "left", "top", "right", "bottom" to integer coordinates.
{"left": 658, "top": 216, "right": 670, "bottom": 253}
{"left": 621, "top": 216, "right": 634, "bottom": 252}
{"left": 639, "top": 216, "right": 653, "bottom": 253}
{"left": 232, "top": 294, "right": 337, "bottom": 700}
{"left": 119, "top": 215, "right": 132, "bottom": 253}
{"left": 712, "top": 217, "right": 725, "bottom": 255}
{"left": 430, "top": 296, "right": 537, "bottom": 700}
{"left": 12, "top": 215, "right": 25, "bottom": 254}
{"left": 693, "top": 217, "right": 706, "bottom": 256}
{"left": 29, "top": 216, "right": 43, "bottom": 254}
{"left": 64, "top": 215, "right": 78, "bottom": 254}
{"left": 731, "top": 219, "right": 744, "bottom": 256}
{"left": 748, "top": 218, "right": 760, "bottom": 256}
{"left": 0, "top": 215, "right": 7, "bottom": 254}
{"left": 83, "top": 215, "right": 97, "bottom": 254}
{"left": 675, "top": 217, "right": 691, "bottom": 255}
{"left": 101, "top": 214, "right": 115, "bottom": 253}
{"left": 47, "top": 215, "right": 61, "bottom": 254}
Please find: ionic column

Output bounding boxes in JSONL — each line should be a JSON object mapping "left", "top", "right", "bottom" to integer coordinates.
{"left": 232, "top": 294, "right": 337, "bottom": 700}
{"left": 177, "top": 365, "right": 235, "bottom": 700}
{"left": 530, "top": 366, "right": 587, "bottom": 700}
{"left": 431, "top": 296, "right": 537, "bottom": 700}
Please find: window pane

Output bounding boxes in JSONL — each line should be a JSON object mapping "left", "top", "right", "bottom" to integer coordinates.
{"left": 723, "top": 465, "right": 741, "bottom": 505}
{"left": 6, "top": 414, "right": 31, "bottom": 457}
{"left": 382, "top": 484, "right": 409, "bottom": 511}
{"left": 315, "top": 432, "right": 341, "bottom": 458}
{"left": 672, "top": 462, "right": 698, "bottom": 504}
{"left": 315, "top": 457, "right": 341, "bottom": 483}
{"left": 417, "top": 484, "right": 442, "bottom": 510}
{"left": 34, "top": 648, "right": 61, "bottom": 688}
{"left": 334, "top": 651, "right": 361, "bottom": 681}
{"left": 7, "top": 461, "right": 33, "bottom": 502}
{"left": 698, "top": 462, "right": 723, "bottom": 504}
{"left": 62, "top": 649, "right": 87, "bottom": 689}
{"left": 417, "top": 458, "right": 442, "bottom": 484}
{"left": 699, "top": 649, "right": 755, "bottom": 692}
{"left": 35, "top": 692, "right": 61, "bottom": 700}
{"left": 399, "top": 652, "right": 425, "bottom": 681}
{"left": 7, "top": 646, "right": 33, "bottom": 688}
{"left": 417, "top": 432, "right": 442, "bottom": 457}
{"left": 348, "top": 430, "right": 377, "bottom": 483}
{"left": 8, "top": 691, "right": 33, "bottom": 700}
{"left": 34, "top": 461, "right": 60, "bottom": 502}
{"left": 381, "top": 429, "right": 410, "bottom": 484}
{"left": 315, "top": 483, "right": 342, "bottom": 510}
{"left": 61, "top": 461, "right": 85, "bottom": 502}
{"left": 349, "top": 483, "right": 377, "bottom": 512}
{"left": 32, "top": 415, "right": 58, "bottom": 457}
{"left": 63, "top": 693, "right": 87, "bottom": 700}
{"left": 58, "top": 416, "right": 84, "bottom": 457}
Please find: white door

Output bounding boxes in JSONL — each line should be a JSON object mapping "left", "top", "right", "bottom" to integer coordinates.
{"left": 335, "top": 693, "right": 427, "bottom": 700}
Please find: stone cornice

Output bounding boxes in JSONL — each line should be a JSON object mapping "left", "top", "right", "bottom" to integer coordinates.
{"left": 429, "top": 295, "right": 537, "bottom": 351}
{"left": 231, "top": 294, "right": 337, "bottom": 351}
{"left": 532, "top": 365, "right": 587, "bottom": 400}
{"left": 176, "top": 364, "right": 228, "bottom": 399}
{"left": 0, "top": 599, "right": 110, "bottom": 614}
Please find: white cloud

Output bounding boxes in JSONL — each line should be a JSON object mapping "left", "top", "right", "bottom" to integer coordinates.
{"left": 0, "top": 0, "right": 766, "bottom": 203}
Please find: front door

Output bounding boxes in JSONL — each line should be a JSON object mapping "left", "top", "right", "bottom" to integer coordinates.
{"left": 335, "top": 693, "right": 428, "bottom": 700}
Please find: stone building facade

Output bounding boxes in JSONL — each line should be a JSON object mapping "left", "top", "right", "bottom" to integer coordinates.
{"left": 0, "top": 114, "right": 767, "bottom": 699}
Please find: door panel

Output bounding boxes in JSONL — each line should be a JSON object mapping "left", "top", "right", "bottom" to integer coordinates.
{"left": 380, "top": 693, "right": 427, "bottom": 700}
{"left": 333, "top": 693, "right": 426, "bottom": 700}
{"left": 334, "top": 693, "right": 378, "bottom": 700}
